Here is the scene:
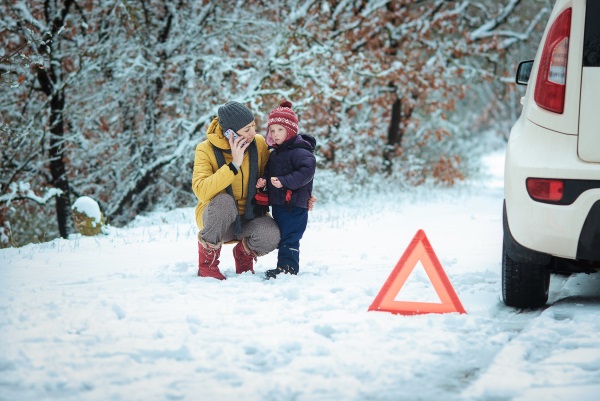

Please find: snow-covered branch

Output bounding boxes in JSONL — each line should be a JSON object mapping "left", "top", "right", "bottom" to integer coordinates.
{"left": 0, "top": 182, "right": 62, "bottom": 205}
{"left": 470, "top": 0, "right": 521, "bottom": 40}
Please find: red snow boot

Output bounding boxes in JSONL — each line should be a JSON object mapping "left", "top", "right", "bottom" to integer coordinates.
{"left": 198, "top": 239, "right": 226, "bottom": 280}
{"left": 233, "top": 239, "right": 256, "bottom": 274}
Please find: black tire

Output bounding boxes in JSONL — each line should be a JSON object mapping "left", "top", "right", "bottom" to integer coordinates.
{"left": 502, "top": 242, "right": 551, "bottom": 308}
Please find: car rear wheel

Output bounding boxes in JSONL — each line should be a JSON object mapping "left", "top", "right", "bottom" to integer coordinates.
{"left": 502, "top": 242, "right": 551, "bottom": 308}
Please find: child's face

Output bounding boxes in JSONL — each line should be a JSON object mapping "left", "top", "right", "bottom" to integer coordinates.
{"left": 269, "top": 124, "right": 288, "bottom": 145}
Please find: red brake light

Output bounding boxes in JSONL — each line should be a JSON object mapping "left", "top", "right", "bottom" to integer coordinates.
{"left": 534, "top": 8, "right": 571, "bottom": 114}
{"left": 526, "top": 178, "right": 564, "bottom": 202}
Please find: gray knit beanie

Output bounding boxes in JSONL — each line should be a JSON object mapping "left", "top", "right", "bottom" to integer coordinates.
{"left": 217, "top": 101, "right": 255, "bottom": 133}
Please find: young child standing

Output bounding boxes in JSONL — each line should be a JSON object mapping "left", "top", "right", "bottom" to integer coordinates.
{"left": 256, "top": 101, "right": 317, "bottom": 279}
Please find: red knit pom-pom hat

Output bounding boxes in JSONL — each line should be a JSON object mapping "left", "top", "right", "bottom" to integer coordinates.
{"left": 266, "top": 101, "right": 299, "bottom": 147}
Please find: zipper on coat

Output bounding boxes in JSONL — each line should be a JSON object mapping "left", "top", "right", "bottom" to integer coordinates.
{"left": 240, "top": 167, "right": 244, "bottom": 199}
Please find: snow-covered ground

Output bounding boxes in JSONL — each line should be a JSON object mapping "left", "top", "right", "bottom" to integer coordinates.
{"left": 2, "top": 151, "right": 600, "bottom": 401}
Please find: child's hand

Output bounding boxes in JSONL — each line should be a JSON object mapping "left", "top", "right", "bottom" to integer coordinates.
{"left": 307, "top": 195, "right": 317, "bottom": 211}
{"left": 256, "top": 178, "right": 266, "bottom": 188}
{"left": 270, "top": 177, "right": 283, "bottom": 188}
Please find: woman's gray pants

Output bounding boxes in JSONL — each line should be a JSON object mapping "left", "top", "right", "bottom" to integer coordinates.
{"left": 199, "top": 193, "right": 280, "bottom": 256}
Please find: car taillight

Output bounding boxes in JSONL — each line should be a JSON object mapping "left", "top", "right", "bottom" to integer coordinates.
{"left": 534, "top": 8, "right": 571, "bottom": 114}
{"left": 526, "top": 178, "right": 564, "bottom": 202}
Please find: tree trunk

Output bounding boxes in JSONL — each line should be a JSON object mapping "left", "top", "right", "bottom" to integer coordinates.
{"left": 384, "top": 96, "right": 402, "bottom": 174}
{"left": 387, "top": 96, "right": 402, "bottom": 146}
{"left": 36, "top": 0, "right": 74, "bottom": 239}
{"left": 49, "top": 91, "right": 71, "bottom": 238}
{"left": 37, "top": 64, "right": 71, "bottom": 239}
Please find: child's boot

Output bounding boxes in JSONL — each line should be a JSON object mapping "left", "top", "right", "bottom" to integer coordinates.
{"left": 198, "top": 238, "right": 226, "bottom": 280}
{"left": 265, "top": 265, "right": 297, "bottom": 280}
{"left": 233, "top": 239, "right": 256, "bottom": 274}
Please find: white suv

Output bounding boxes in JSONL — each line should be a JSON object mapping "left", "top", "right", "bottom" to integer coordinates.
{"left": 503, "top": 0, "right": 600, "bottom": 308}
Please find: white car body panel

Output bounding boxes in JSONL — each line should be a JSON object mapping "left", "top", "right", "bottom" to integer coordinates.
{"left": 578, "top": 68, "right": 600, "bottom": 162}
{"left": 505, "top": 118, "right": 600, "bottom": 258}
{"left": 505, "top": 0, "right": 600, "bottom": 260}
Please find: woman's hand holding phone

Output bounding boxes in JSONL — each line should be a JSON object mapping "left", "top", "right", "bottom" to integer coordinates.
{"left": 229, "top": 131, "right": 250, "bottom": 166}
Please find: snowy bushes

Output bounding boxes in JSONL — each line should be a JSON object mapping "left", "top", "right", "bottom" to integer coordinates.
{"left": 1, "top": 1, "right": 545, "bottom": 246}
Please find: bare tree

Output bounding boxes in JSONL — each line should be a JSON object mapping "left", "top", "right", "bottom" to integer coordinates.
{"left": 1, "top": 0, "right": 86, "bottom": 239}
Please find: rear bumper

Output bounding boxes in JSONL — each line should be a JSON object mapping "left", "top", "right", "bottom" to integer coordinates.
{"left": 503, "top": 201, "right": 552, "bottom": 264}
{"left": 504, "top": 117, "right": 600, "bottom": 260}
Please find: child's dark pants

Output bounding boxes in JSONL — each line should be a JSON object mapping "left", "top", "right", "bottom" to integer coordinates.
{"left": 272, "top": 204, "right": 309, "bottom": 274}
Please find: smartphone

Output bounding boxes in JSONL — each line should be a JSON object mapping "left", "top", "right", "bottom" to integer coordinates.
{"left": 224, "top": 129, "right": 239, "bottom": 140}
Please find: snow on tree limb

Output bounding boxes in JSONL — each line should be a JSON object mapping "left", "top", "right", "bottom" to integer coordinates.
{"left": 470, "top": 0, "right": 549, "bottom": 49}
{"left": 0, "top": 182, "right": 62, "bottom": 205}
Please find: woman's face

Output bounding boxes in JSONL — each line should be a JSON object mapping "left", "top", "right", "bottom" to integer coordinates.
{"left": 236, "top": 121, "right": 257, "bottom": 142}
{"left": 268, "top": 124, "right": 288, "bottom": 145}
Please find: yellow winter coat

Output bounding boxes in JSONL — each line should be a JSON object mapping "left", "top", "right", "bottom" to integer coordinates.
{"left": 192, "top": 117, "right": 270, "bottom": 230}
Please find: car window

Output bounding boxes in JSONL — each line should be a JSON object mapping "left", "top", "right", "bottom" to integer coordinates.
{"left": 583, "top": 0, "right": 600, "bottom": 66}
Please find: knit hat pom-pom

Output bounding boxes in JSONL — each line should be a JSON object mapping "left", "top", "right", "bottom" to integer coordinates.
{"left": 280, "top": 100, "right": 293, "bottom": 109}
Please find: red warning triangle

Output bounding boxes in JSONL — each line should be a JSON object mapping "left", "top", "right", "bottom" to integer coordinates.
{"left": 368, "top": 229, "right": 466, "bottom": 315}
